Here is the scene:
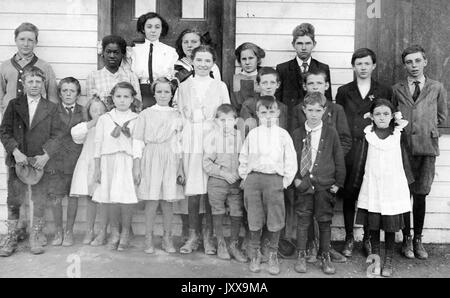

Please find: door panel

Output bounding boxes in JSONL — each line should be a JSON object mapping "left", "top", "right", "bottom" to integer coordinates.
{"left": 112, "top": 0, "right": 223, "bottom": 69}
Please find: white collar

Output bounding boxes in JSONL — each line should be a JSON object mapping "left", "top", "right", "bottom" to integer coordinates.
{"left": 63, "top": 103, "right": 76, "bottom": 109}
{"left": 240, "top": 70, "right": 258, "bottom": 76}
{"left": 407, "top": 75, "right": 426, "bottom": 86}
{"left": 296, "top": 56, "right": 312, "bottom": 67}
{"left": 305, "top": 120, "right": 323, "bottom": 133}
{"left": 144, "top": 39, "right": 160, "bottom": 46}
{"left": 102, "top": 66, "right": 124, "bottom": 76}
{"left": 27, "top": 95, "right": 41, "bottom": 103}
{"left": 150, "top": 104, "right": 174, "bottom": 112}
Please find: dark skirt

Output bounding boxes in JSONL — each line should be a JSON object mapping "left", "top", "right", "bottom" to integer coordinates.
{"left": 355, "top": 208, "right": 404, "bottom": 233}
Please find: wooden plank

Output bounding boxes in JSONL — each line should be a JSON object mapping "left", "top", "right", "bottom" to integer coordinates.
{"left": 435, "top": 166, "right": 450, "bottom": 182}
{"left": 236, "top": 18, "right": 355, "bottom": 36}
{"left": 0, "top": 14, "right": 97, "bottom": 31}
{"left": 429, "top": 181, "right": 450, "bottom": 198}
{"left": 439, "top": 135, "right": 450, "bottom": 149}
{"left": 437, "top": 151, "right": 450, "bottom": 166}
{"left": 97, "top": 0, "right": 111, "bottom": 68}
{"left": 236, "top": 2, "right": 355, "bottom": 19}
{"left": 240, "top": 0, "right": 355, "bottom": 3}
{"left": 0, "top": 46, "right": 98, "bottom": 64}
{"left": 51, "top": 64, "right": 97, "bottom": 81}
{"left": 236, "top": 34, "right": 355, "bottom": 53}
{"left": 0, "top": 30, "right": 97, "bottom": 48}
{"left": 222, "top": 0, "right": 237, "bottom": 92}
{"left": 0, "top": 0, "right": 97, "bottom": 15}
{"left": 264, "top": 51, "right": 352, "bottom": 69}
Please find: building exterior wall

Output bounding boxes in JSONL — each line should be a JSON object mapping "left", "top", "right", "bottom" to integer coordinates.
{"left": 0, "top": 0, "right": 449, "bottom": 243}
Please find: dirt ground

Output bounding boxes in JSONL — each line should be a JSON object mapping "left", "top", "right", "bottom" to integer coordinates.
{"left": 1, "top": 234, "right": 450, "bottom": 278}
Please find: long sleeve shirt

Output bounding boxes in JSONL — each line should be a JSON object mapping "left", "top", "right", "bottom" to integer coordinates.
{"left": 0, "top": 56, "right": 58, "bottom": 113}
{"left": 239, "top": 124, "right": 297, "bottom": 188}
{"left": 203, "top": 127, "right": 243, "bottom": 180}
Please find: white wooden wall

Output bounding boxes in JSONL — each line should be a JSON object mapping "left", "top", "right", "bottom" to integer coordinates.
{"left": 0, "top": 0, "right": 449, "bottom": 243}
{"left": 236, "top": 0, "right": 356, "bottom": 99}
{"left": 0, "top": 0, "right": 98, "bottom": 234}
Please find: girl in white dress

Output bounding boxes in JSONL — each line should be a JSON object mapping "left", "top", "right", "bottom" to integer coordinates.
{"left": 356, "top": 98, "right": 413, "bottom": 277}
{"left": 133, "top": 77, "right": 185, "bottom": 254}
{"left": 92, "top": 82, "right": 139, "bottom": 251}
{"left": 70, "top": 97, "right": 107, "bottom": 245}
{"left": 174, "top": 45, "right": 230, "bottom": 254}
{"left": 174, "top": 28, "right": 221, "bottom": 84}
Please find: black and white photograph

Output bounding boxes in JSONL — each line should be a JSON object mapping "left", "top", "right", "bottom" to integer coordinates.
{"left": 0, "top": 0, "right": 449, "bottom": 283}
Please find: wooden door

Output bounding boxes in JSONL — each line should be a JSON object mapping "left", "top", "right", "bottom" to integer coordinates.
{"left": 112, "top": 0, "right": 224, "bottom": 70}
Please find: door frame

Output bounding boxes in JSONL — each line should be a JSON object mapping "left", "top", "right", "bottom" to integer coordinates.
{"left": 97, "top": 0, "right": 236, "bottom": 86}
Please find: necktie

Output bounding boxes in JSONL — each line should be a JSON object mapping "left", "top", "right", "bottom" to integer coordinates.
{"left": 301, "top": 62, "right": 309, "bottom": 74}
{"left": 111, "top": 119, "right": 132, "bottom": 138}
{"left": 300, "top": 131, "right": 312, "bottom": 177}
{"left": 412, "top": 81, "right": 421, "bottom": 102}
{"left": 148, "top": 43, "right": 153, "bottom": 84}
{"left": 66, "top": 106, "right": 73, "bottom": 118}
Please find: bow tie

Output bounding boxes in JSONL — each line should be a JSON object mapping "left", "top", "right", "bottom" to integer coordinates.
{"left": 111, "top": 119, "right": 132, "bottom": 138}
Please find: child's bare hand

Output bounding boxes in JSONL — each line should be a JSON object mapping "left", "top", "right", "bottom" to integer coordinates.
{"left": 330, "top": 185, "right": 339, "bottom": 194}
{"left": 133, "top": 166, "right": 141, "bottom": 185}
{"left": 33, "top": 153, "right": 50, "bottom": 170}
{"left": 177, "top": 171, "right": 186, "bottom": 186}
{"left": 13, "top": 149, "right": 28, "bottom": 166}
{"left": 239, "top": 179, "right": 246, "bottom": 190}
{"left": 222, "top": 171, "right": 237, "bottom": 184}
{"left": 93, "top": 167, "right": 101, "bottom": 184}
{"left": 294, "top": 178, "right": 302, "bottom": 188}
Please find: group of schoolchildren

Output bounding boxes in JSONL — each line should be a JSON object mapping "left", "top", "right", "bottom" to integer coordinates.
{"left": 0, "top": 17, "right": 447, "bottom": 279}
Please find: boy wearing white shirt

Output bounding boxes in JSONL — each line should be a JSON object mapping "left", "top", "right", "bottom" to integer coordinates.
{"left": 239, "top": 97, "right": 297, "bottom": 275}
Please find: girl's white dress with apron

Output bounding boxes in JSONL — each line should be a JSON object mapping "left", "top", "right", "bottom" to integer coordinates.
{"left": 173, "top": 76, "right": 230, "bottom": 213}
{"left": 70, "top": 122, "right": 97, "bottom": 197}
{"left": 92, "top": 109, "right": 138, "bottom": 204}
{"left": 357, "top": 123, "right": 412, "bottom": 215}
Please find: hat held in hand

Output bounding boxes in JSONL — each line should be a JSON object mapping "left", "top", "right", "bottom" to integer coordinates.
{"left": 15, "top": 157, "right": 44, "bottom": 185}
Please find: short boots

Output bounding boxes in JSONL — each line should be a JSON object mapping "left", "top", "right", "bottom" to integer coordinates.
{"left": 229, "top": 240, "right": 248, "bottom": 263}
{"left": 413, "top": 236, "right": 428, "bottom": 259}
{"left": 29, "top": 217, "right": 45, "bottom": 255}
{"left": 329, "top": 247, "right": 347, "bottom": 263}
{"left": 294, "top": 250, "right": 307, "bottom": 273}
{"left": 62, "top": 229, "right": 74, "bottom": 247}
{"left": 180, "top": 229, "right": 199, "bottom": 254}
{"left": 217, "top": 239, "right": 231, "bottom": 260}
{"left": 203, "top": 227, "right": 216, "bottom": 255}
{"left": 117, "top": 228, "right": 130, "bottom": 251}
{"left": 162, "top": 233, "right": 176, "bottom": 254}
{"left": 91, "top": 226, "right": 107, "bottom": 246}
{"left": 342, "top": 236, "right": 354, "bottom": 257}
{"left": 0, "top": 220, "right": 19, "bottom": 257}
{"left": 82, "top": 229, "right": 95, "bottom": 245}
{"left": 260, "top": 237, "right": 270, "bottom": 263}
{"left": 248, "top": 248, "right": 262, "bottom": 273}
{"left": 363, "top": 236, "right": 372, "bottom": 257}
{"left": 306, "top": 239, "right": 318, "bottom": 263}
{"left": 381, "top": 249, "right": 394, "bottom": 277}
{"left": 268, "top": 251, "right": 280, "bottom": 275}
{"left": 52, "top": 227, "right": 64, "bottom": 246}
{"left": 144, "top": 234, "right": 154, "bottom": 254}
{"left": 319, "top": 252, "right": 336, "bottom": 275}
{"left": 107, "top": 226, "right": 120, "bottom": 250}
{"left": 402, "top": 235, "right": 414, "bottom": 259}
